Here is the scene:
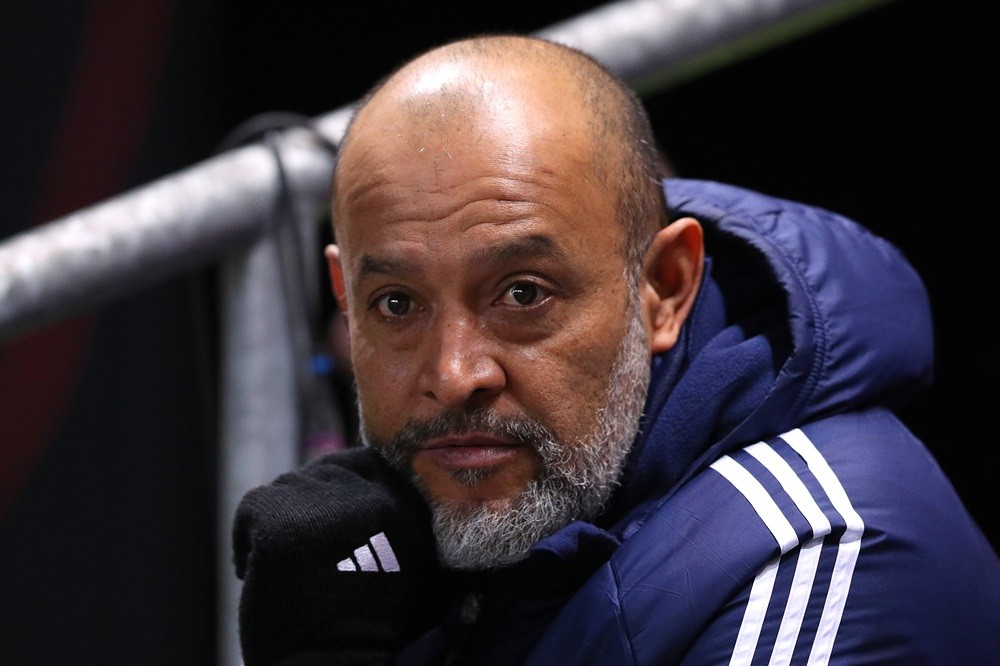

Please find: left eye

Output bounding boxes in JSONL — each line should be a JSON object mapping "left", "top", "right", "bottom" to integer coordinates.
{"left": 498, "top": 281, "right": 541, "bottom": 307}
{"left": 374, "top": 292, "right": 413, "bottom": 318}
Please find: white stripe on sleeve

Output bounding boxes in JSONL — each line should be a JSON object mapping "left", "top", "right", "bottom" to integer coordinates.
{"left": 711, "top": 454, "right": 798, "bottom": 554}
{"left": 746, "top": 442, "right": 832, "bottom": 665}
{"left": 729, "top": 557, "right": 780, "bottom": 666}
{"left": 768, "top": 537, "right": 824, "bottom": 666}
{"left": 746, "top": 442, "right": 831, "bottom": 538}
{"left": 781, "top": 428, "right": 865, "bottom": 666}
{"left": 712, "top": 453, "right": 802, "bottom": 666}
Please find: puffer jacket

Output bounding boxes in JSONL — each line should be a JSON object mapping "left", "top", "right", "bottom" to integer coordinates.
{"left": 397, "top": 179, "right": 1000, "bottom": 665}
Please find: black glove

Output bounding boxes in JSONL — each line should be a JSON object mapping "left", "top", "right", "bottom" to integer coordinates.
{"left": 232, "top": 446, "right": 456, "bottom": 666}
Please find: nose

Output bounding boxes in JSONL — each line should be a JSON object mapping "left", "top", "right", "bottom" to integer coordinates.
{"left": 418, "top": 313, "right": 505, "bottom": 410}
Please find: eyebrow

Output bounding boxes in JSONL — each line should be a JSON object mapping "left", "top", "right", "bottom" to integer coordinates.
{"left": 472, "top": 234, "right": 567, "bottom": 265}
{"left": 359, "top": 254, "right": 418, "bottom": 277}
{"left": 356, "top": 233, "right": 568, "bottom": 280}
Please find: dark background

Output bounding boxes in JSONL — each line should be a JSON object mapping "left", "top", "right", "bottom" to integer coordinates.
{"left": 1, "top": 1, "right": 994, "bottom": 664}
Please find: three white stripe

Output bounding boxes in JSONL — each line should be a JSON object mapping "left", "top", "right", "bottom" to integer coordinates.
{"left": 336, "top": 531, "right": 401, "bottom": 572}
{"left": 782, "top": 429, "right": 864, "bottom": 666}
{"left": 710, "top": 428, "right": 864, "bottom": 666}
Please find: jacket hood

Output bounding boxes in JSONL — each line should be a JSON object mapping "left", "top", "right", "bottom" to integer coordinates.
{"left": 603, "top": 178, "right": 934, "bottom": 528}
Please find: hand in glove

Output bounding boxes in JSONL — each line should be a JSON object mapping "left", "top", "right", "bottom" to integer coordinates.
{"left": 232, "top": 446, "right": 455, "bottom": 666}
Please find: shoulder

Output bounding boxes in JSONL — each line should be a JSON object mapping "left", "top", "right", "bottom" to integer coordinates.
{"left": 527, "top": 409, "right": 1000, "bottom": 663}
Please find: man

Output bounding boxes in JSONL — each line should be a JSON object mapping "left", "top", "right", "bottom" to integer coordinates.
{"left": 232, "top": 34, "right": 1000, "bottom": 665}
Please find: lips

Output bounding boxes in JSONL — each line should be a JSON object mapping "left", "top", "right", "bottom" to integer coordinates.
{"left": 417, "top": 434, "right": 524, "bottom": 469}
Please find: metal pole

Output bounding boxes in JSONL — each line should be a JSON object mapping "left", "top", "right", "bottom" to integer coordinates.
{"left": 535, "top": 0, "right": 894, "bottom": 95}
{"left": 0, "top": 0, "right": 893, "bottom": 341}
{"left": 0, "top": 121, "right": 347, "bottom": 343}
{"left": 215, "top": 124, "right": 347, "bottom": 666}
{"left": 217, "top": 229, "right": 301, "bottom": 666}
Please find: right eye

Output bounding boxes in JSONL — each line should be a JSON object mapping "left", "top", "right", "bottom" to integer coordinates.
{"left": 373, "top": 292, "right": 413, "bottom": 318}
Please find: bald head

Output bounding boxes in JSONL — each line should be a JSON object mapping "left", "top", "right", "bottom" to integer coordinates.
{"left": 332, "top": 34, "right": 671, "bottom": 271}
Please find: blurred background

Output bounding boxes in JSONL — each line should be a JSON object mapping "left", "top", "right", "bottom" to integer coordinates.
{"left": 0, "top": 0, "right": 994, "bottom": 664}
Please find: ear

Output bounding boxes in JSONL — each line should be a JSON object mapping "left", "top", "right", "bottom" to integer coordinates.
{"left": 325, "top": 244, "right": 349, "bottom": 314}
{"left": 640, "top": 216, "right": 704, "bottom": 354}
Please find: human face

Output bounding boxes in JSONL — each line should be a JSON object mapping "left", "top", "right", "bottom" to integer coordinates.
{"left": 329, "top": 74, "right": 646, "bottom": 523}
{"left": 368, "top": 293, "right": 650, "bottom": 569}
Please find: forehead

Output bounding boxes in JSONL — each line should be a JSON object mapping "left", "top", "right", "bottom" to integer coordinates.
{"left": 336, "top": 152, "right": 622, "bottom": 286}
{"left": 333, "top": 62, "right": 619, "bottom": 262}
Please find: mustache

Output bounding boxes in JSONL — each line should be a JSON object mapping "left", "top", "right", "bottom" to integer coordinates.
{"left": 386, "top": 408, "right": 556, "bottom": 455}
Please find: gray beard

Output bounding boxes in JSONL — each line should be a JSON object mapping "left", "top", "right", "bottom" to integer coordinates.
{"left": 360, "top": 293, "right": 650, "bottom": 570}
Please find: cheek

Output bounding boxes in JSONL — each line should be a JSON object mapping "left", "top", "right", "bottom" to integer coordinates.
{"left": 509, "top": 303, "right": 629, "bottom": 440}
{"left": 349, "top": 329, "right": 415, "bottom": 438}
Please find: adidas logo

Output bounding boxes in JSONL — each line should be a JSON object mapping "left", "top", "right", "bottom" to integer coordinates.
{"left": 336, "top": 531, "right": 400, "bottom": 572}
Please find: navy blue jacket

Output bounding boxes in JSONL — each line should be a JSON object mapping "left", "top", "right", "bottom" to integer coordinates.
{"left": 398, "top": 179, "right": 1000, "bottom": 664}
